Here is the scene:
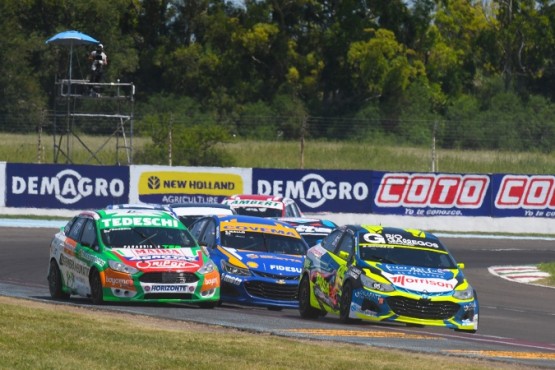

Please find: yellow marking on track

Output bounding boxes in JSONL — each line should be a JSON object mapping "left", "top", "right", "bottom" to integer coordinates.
{"left": 286, "top": 328, "right": 438, "bottom": 339}
{"left": 448, "top": 350, "right": 555, "bottom": 360}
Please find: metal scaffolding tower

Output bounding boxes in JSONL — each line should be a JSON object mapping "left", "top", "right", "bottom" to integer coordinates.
{"left": 52, "top": 79, "right": 135, "bottom": 165}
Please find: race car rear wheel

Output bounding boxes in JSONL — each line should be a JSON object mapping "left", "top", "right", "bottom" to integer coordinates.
{"left": 298, "top": 275, "right": 321, "bottom": 319}
{"left": 339, "top": 282, "right": 357, "bottom": 324}
{"left": 89, "top": 270, "right": 104, "bottom": 305}
{"left": 48, "top": 260, "right": 70, "bottom": 300}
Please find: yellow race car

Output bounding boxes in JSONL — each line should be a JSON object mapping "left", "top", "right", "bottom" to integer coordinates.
{"left": 298, "top": 225, "right": 479, "bottom": 333}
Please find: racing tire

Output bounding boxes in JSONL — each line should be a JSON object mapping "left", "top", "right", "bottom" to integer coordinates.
{"left": 48, "top": 260, "right": 70, "bottom": 300}
{"left": 198, "top": 301, "right": 217, "bottom": 309}
{"left": 339, "top": 282, "right": 358, "bottom": 324}
{"left": 89, "top": 270, "right": 104, "bottom": 305}
{"left": 298, "top": 275, "right": 321, "bottom": 319}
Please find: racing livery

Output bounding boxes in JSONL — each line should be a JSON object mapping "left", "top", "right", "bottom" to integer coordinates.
{"left": 222, "top": 194, "right": 303, "bottom": 218}
{"left": 298, "top": 225, "right": 479, "bottom": 332}
{"left": 189, "top": 215, "right": 309, "bottom": 309}
{"left": 277, "top": 217, "right": 337, "bottom": 247}
{"left": 48, "top": 208, "right": 220, "bottom": 306}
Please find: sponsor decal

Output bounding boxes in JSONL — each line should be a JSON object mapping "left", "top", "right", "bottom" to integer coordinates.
{"left": 310, "top": 245, "right": 327, "bottom": 258}
{"left": 269, "top": 265, "right": 302, "bottom": 273}
{"left": 387, "top": 274, "right": 456, "bottom": 292}
{"left": 100, "top": 217, "right": 178, "bottom": 229}
{"left": 221, "top": 222, "right": 299, "bottom": 238}
{"left": 495, "top": 175, "right": 555, "bottom": 209}
{"left": 381, "top": 265, "right": 453, "bottom": 279}
{"left": 143, "top": 284, "right": 197, "bottom": 293}
{"left": 295, "top": 225, "right": 332, "bottom": 234}
{"left": 257, "top": 173, "right": 369, "bottom": 209}
{"left": 136, "top": 260, "right": 200, "bottom": 270}
{"left": 139, "top": 172, "right": 243, "bottom": 195}
{"left": 115, "top": 248, "right": 198, "bottom": 262}
{"left": 247, "top": 261, "right": 259, "bottom": 268}
{"left": 375, "top": 173, "right": 489, "bottom": 209}
{"left": 361, "top": 232, "right": 439, "bottom": 249}
{"left": 202, "top": 272, "right": 220, "bottom": 291}
{"left": 59, "top": 254, "right": 89, "bottom": 276}
{"left": 77, "top": 250, "right": 105, "bottom": 267}
{"left": 7, "top": 164, "right": 128, "bottom": 208}
{"left": 223, "top": 199, "right": 282, "bottom": 209}
{"left": 104, "top": 269, "right": 135, "bottom": 289}
{"left": 221, "top": 274, "right": 242, "bottom": 285}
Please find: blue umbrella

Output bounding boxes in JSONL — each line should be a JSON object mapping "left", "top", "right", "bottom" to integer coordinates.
{"left": 46, "top": 30, "right": 100, "bottom": 80}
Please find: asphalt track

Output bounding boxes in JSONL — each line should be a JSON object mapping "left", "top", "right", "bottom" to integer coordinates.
{"left": 1, "top": 225, "right": 555, "bottom": 369}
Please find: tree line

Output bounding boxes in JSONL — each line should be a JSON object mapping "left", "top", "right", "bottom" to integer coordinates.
{"left": 2, "top": 0, "right": 555, "bottom": 165}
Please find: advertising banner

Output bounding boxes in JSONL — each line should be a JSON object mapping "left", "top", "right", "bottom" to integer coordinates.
{"left": 252, "top": 168, "right": 373, "bottom": 213}
{"left": 0, "top": 162, "right": 5, "bottom": 207}
{"left": 6, "top": 163, "right": 129, "bottom": 209}
{"left": 491, "top": 174, "right": 555, "bottom": 218}
{"left": 130, "top": 165, "right": 252, "bottom": 204}
{"left": 370, "top": 171, "right": 492, "bottom": 217}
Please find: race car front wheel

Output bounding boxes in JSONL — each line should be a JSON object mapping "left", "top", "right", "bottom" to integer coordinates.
{"left": 298, "top": 275, "right": 321, "bottom": 319}
{"left": 339, "top": 282, "right": 358, "bottom": 324}
{"left": 89, "top": 270, "right": 104, "bottom": 305}
{"left": 48, "top": 260, "right": 70, "bottom": 300}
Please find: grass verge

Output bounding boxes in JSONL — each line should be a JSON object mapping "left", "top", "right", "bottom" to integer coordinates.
{"left": 538, "top": 262, "right": 555, "bottom": 286}
{"left": 0, "top": 296, "right": 529, "bottom": 370}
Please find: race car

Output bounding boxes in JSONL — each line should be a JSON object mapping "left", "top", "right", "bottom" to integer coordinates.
{"left": 169, "top": 202, "right": 236, "bottom": 228}
{"left": 277, "top": 217, "right": 337, "bottom": 247}
{"left": 47, "top": 208, "right": 220, "bottom": 306}
{"left": 189, "top": 215, "right": 309, "bottom": 309}
{"left": 222, "top": 194, "right": 303, "bottom": 218}
{"left": 298, "top": 225, "right": 479, "bottom": 333}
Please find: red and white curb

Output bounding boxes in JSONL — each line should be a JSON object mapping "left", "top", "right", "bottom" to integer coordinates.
{"left": 489, "top": 265, "right": 551, "bottom": 284}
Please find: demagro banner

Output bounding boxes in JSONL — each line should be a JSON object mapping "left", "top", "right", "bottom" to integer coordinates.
{"left": 5, "top": 163, "right": 129, "bottom": 209}
{"left": 252, "top": 168, "right": 373, "bottom": 213}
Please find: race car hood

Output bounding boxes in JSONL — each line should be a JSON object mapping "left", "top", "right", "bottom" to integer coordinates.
{"left": 111, "top": 247, "right": 205, "bottom": 273}
{"left": 366, "top": 261, "right": 459, "bottom": 293}
{"left": 217, "top": 246, "right": 304, "bottom": 276}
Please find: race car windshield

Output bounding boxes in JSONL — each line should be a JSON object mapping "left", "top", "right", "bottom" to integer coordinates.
{"left": 301, "top": 234, "right": 326, "bottom": 248}
{"left": 232, "top": 207, "right": 282, "bottom": 217}
{"left": 221, "top": 231, "right": 307, "bottom": 255}
{"left": 101, "top": 227, "right": 197, "bottom": 249}
{"left": 360, "top": 245, "right": 456, "bottom": 269}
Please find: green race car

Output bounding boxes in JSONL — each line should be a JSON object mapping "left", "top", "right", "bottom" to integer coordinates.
{"left": 48, "top": 208, "right": 220, "bottom": 306}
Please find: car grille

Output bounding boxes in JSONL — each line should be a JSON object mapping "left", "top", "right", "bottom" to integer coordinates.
{"left": 387, "top": 296, "right": 460, "bottom": 320}
{"left": 139, "top": 272, "right": 198, "bottom": 284}
{"left": 254, "top": 271, "right": 300, "bottom": 280}
{"left": 244, "top": 281, "right": 298, "bottom": 301}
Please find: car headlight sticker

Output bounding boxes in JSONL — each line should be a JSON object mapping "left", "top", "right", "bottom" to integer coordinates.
{"left": 453, "top": 285, "right": 474, "bottom": 300}
{"left": 198, "top": 259, "right": 216, "bottom": 274}
{"left": 108, "top": 260, "right": 139, "bottom": 274}
{"left": 221, "top": 260, "right": 251, "bottom": 276}
{"left": 361, "top": 274, "right": 394, "bottom": 292}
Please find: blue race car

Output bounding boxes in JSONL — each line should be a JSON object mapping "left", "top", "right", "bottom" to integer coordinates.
{"left": 298, "top": 225, "right": 479, "bottom": 332}
{"left": 189, "top": 215, "right": 309, "bottom": 310}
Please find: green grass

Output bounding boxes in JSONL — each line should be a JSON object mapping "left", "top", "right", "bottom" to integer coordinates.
{"left": 2, "top": 133, "right": 555, "bottom": 174}
{"left": 538, "top": 262, "right": 555, "bottom": 285}
{"left": 0, "top": 296, "right": 527, "bottom": 370}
